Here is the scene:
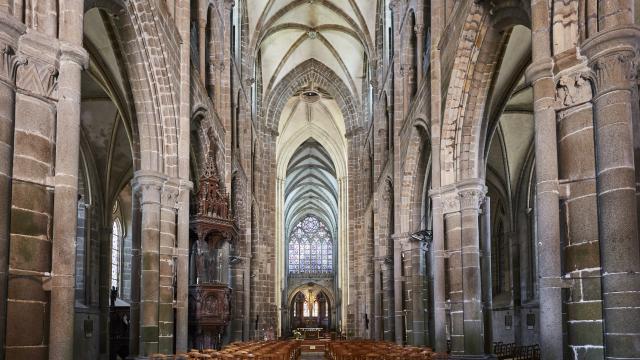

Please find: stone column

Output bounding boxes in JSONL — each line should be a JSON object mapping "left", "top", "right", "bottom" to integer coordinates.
{"left": 415, "top": 24, "right": 424, "bottom": 84}
{"left": 159, "top": 180, "right": 179, "bottom": 354}
{"left": 444, "top": 201, "right": 464, "bottom": 355}
{"left": 129, "top": 183, "right": 143, "bottom": 355}
{"left": 133, "top": 172, "right": 165, "bottom": 356}
{"left": 526, "top": 0, "right": 563, "bottom": 357}
{"left": 480, "top": 197, "right": 493, "bottom": 354}
{"left": 410, "top": 238, "right": 427, "bottom": 346}
{"left": 230, "top": 259, "right": 245, "bottom": 341}
{"left": 393, "top": 235, "right": 404, "bottom": 344}
{"left": 373, "top": 259, "right": 383, "bottom": 340}
{"left": 458, "top": 185, "right": 486, "bottom": 356}
{"left": 0, "top": 13, "right": 24, "bottom": 360}
{"left": 48, "top": 1, "right": 88, "bottom": 354}
{"left": 175, "top": 181, "right": 191, "bottom": 352}
{"left": 198, "top": 17, "right": 207, "bottom": 84}
{"left": 583, "top": 25, "right": 640, "bottom": 359}
{"left": 429, "top": 193, "right": 447, "bottom": 352}
{"left": 382, "top": 260, "right": 395, "bottom": 341}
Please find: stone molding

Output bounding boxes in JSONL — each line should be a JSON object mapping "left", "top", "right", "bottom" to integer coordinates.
{"left": 525, "top": 58, "right": 554, "bottom": 84}
{"left": 59, "top": 42, "right": 89, "bottom": 69}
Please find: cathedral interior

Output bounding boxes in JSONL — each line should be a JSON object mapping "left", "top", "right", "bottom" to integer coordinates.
{"left": 0, "top": 0, "right": 639, "bottom": 359}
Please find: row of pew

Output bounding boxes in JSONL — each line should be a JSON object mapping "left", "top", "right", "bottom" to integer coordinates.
{"left": 327, "top": 340, "right": 448, "bottom": 360}
{"left": 143, "top": 340, "right": 301, "bottom": 359}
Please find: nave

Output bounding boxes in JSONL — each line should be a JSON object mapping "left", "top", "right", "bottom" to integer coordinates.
{"left": 0, "top": 0, "right": 638, "bottom": 359}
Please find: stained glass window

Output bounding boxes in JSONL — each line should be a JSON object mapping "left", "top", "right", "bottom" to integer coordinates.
{"left": 111, "top": 218, "right": 121, "bottom": 289}
{"left": 288, "top": 215, "right": 333, "bottom": 273}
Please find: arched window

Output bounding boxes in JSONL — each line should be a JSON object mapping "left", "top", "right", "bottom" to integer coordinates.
{"left": 288, "top": 216, "right": 333, "bottom": 273}
{"left": 111, "top": 204, "right": 122, "bottom": 290}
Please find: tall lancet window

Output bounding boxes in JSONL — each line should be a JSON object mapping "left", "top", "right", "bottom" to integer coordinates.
{"left": 111, "top": 203, "right": 122, "bottom": 290}
{"left": 288, "top": 215, "right": 333, "bottom": 273}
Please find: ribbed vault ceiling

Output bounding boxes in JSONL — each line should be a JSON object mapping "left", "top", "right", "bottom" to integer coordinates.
{"left": 285, "top": 139, "right": 338, "bottom": 238}
{"left": 250, "top": 0, "right": 374, "bottom": 99}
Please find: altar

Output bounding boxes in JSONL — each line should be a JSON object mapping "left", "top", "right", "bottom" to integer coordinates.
{"left": 298, "top": 327, "right": 322, "bottom": 339}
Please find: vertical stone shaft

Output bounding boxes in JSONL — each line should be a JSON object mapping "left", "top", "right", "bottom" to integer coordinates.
{"left": 527, "top": 0, "right": 563, "bottom": 358}
{"left": 583, "top": 25, "right": 640, "bottom": 359}
{"left": 382, "top": 263, "right": 394, "bottom": 341}
{"left": 135, "top": 173, "right": 164, "bottom": 356}
{"left": 176, "top": 0, "right": 193, "bottom": 351}
{"left": 393, "top": 236, "right": 403, "bottom": 344}
{"left": 445, "top": 210, "right": 464, "bottom": 354}
{"left": 480, "top": 197, "right": 493, "bottom": 354}
{"left": 0, "top": 14, "right": 24, "bottom": 360}
{"left": 159, "top": 182, "right": 178, "bottom": 354}
{"left": 430, "top": 195, "right": 447, "bottom": 352}
{"left": 459, "top": 187, "right": 485, "bottom": 355}
{"left": 373, "top": 260, "right": 382, "bottom": 340}
{"left": 429, "top": 0, "right": 446, "bottom": 351}
{"left": 415, "top": 24, "right": 424, "bottom": 84}
{"left": 129, "top": 187, "right": 142, "bottom": 355}
{"left": 49, "top": 0, "right": 87, "bottom": 354}
{"left": 410, "top": 240, "right": 426, "bottom": 346}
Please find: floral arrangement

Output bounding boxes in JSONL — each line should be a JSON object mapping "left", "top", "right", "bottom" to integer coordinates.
{"left": 292, "top": 330, "right": 302, "bottom": 339}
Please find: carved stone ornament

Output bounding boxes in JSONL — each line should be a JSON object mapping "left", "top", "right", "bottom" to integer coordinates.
{"left": 556, "top": 73, "right": 592, "bottom": 108}
{"left": 16, "top": 59, "right": 59, "bottom": 98}
{"left": 591, "top": 51, "right": 638, "bottom": 94}
{"left": 1, "top": 45, "right": 27, "bottom": 84}
{"left": 458, "top": 189, "right": 485, "bottom": 210}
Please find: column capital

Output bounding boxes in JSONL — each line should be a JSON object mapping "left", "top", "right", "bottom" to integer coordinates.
{"left": 132, "top": 171, "right": 167, "bottom": 205}
{"left": 414, "top": 24, "right": 425, "bottom": 35}
{"left": 582, "top": 26, "right": 640, "bottom": 94}
{"left": 458, "top": 188, "right": 485, "bottom": 211}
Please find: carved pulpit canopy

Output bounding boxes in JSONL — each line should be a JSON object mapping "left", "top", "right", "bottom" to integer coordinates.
{"left": 190, "top": 152, "right": 238, "bottom": 245}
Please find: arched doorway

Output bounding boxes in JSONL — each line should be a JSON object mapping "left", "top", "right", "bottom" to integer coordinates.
{"left": 289, "top": 286, "right": 332, "bottom": 332}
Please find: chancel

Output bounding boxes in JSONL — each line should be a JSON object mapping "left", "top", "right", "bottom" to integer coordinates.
{"left": 0, "top": 1, "right": 639, "bottom": 360}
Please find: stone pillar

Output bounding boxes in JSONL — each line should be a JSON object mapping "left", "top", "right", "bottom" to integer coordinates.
{"left": 458, "top": 186, "right": 486, "bottom": 355}
{"left": 480, "top": 197, "right": 493, "bottom": 354}
{"left": 129, "top": 183, "right": 143, "bottom": 355}
{"left": 198, "top": 17, "right": 206, "bottom": 84}
{"left": 49, "top": 7, "right": 88, "bottom": 355}
{"left": 410, "top": 239, "right": 426, "bottom": 346}
{"left": 583, "top": 25, "right": 640, "bottom": 359}
{"left": 415, "top": 24, "right": 424, "bottom": 84}
{"left": 133, "top": 172, "right": 165, "bottom": 356}
{"left": 159, "top": 180, "right": 179, "bottom": 354}
{"left": 0, "top": 13, "right": 24, "bottom": 360}
{"left": 430, "top": 193, "right": 447, "bottom": 353}
{"left": 175, "top": 181, "right": 191, "bottom": 352}
{"left": 230, "top": 260, "right": 245, "bottom": 341}
{"left": 382, "top": 260, "right": 394, "bottom": 341}
{"left": 527, "top": 1, "right": 564, "bottom": 357}
{"left": 444, "top": 202, "right": 464, "bottom": 355}
{"left": 373, "top": 259, "right": 383, "bottom": 340}
{"left": 393, "top": 235, "right": 404, "bottom": 344}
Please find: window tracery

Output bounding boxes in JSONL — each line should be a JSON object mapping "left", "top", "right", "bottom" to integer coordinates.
{"left": 288, "top": 215, "right": 333, "bottom": 274}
